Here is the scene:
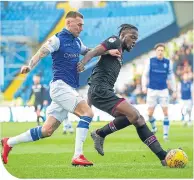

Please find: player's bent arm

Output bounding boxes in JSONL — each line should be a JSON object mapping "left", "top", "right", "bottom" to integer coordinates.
{"left": 141, "top": 60, "right": 150, "bottom": 92}
{"left": 79, "top": 38, "right": 119, "bottom": 57}
{"left": 83, "top": 48, "right": 121, "bottom": 57}
{"left": 28, "top": 35, "right": 59, "bottom": 70}
{"left": 167, "top": 62, "right": 176, "bottom": 92}
{"left": 177, "top": 82, "right": 181, "bottom": 100}
{"left": 80, "top": 45, "right": 106, "bottom": 65}
{"left": 28, "top": 45, "right": 50, "bottom": 69}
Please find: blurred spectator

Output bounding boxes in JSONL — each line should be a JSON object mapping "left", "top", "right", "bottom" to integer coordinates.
{"left": 28, "top": 74, "right": 49, "bottom": 126}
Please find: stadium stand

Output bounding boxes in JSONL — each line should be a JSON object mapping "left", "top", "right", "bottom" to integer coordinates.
{"left": 1, "top": 2, "right": 64, "bottom": 42}
{"left": 1, "top": 1, "right": 181, "bottom": 102}
{"left": 1, "top": 2, "right": 64, "bottom": 98}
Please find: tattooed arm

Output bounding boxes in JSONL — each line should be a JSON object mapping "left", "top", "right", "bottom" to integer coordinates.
{"left": 29, "top": 46, "right": 50, "bottom": 69}
{"left": 21, "top": 45, "right": 50, "bottom": 74}
{"left": 21, "top": 35, "right": 59, "bottom": 74}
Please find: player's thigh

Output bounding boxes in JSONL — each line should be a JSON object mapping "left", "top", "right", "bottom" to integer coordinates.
{"left": 50, "top": 80, "right": 83, "bottom": 113}
{"left": 88, "top": 85, "right": 125, "bottom": 116}
{"left": 146, "top": 89, "right": 158, "bottom": 108}
{"left": 46, "top": 101, "right": 68, "bottom": 123}
{"left": 158, "top": 89, "right": 169, "bottom": 108}
{"left": 182, "top": 100, "right": 192, "bottom": 113}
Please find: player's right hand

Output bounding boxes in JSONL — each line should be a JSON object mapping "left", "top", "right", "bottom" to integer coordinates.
{"left": 21, "top": 65, "right": 31, "bottom": 74}
{"left": 77, "top": 61, "right": 85, "bottom": 73}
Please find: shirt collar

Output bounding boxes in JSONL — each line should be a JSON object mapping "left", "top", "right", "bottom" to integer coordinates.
{"left": 156, "top": 57, "right": 164, "bottom": 61}
{"left": 63, "top": 28, "right": 75, "bottom": 38}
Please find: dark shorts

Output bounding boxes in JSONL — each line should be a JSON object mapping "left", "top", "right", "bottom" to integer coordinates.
{"left": 88, "top": 85, "right": 125, "bottom": 116}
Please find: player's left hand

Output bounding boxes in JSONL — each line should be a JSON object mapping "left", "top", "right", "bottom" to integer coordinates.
{"left": 77, "top": 61, "right": 85, "bottom": 73}
{"left": 108, "top": 49, "right": 121, "bottom": 57}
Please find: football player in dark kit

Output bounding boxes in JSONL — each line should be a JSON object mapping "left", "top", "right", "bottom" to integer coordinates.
{"left": 77, "top": 24, "right": 168, "bottom": 166}
{"left": 30, "top": 74, "right": 49, "bottom": 126}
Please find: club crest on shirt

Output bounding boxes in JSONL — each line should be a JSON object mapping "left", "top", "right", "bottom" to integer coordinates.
{"left": 108, "top": 37, "right": 116, "bottom": 43}
{"left": 163, "top": 63, "right": 167, "bottom": 68}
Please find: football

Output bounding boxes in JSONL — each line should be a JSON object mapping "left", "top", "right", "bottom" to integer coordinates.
{"left": 165, "top": 149, "right": 188, "bottom": 168}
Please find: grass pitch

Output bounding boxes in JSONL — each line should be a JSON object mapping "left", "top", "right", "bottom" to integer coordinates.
{"left": 0, "top": 121, "right": 193, "bottom": 178}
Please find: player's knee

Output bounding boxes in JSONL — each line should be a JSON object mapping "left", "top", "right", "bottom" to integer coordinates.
{"left": 130, "top": 109, "right": 141, "bottom": 123}
{"left": 133, "top": 115, "right": 146, "bottom": 127}
{"left": 82, "top": 107, "right": 94, "bottom": 118}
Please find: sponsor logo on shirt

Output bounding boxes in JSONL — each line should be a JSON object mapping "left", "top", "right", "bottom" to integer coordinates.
{"left": 64, "top": 53, "right": 79, "bottom": 59}
{"left": 64, "top": 43, "right": 72, "bottom": 47}
{"left": 163, "top": 63, "right": 167, "bottom": 68}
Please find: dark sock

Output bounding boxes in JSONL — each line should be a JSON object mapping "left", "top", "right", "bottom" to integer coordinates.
{"left": 37, "top": 116, "right": 40, "bottom": 126}
{"left": 97, "top": 116, "right": 132, "bottom": 138}
{"left": 136, "top": 124, "right": 167, "bottom": 160}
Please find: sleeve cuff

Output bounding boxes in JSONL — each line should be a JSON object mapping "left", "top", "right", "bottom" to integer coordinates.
{"left": 101, "top": 43, "right": 108, "bottom": 50}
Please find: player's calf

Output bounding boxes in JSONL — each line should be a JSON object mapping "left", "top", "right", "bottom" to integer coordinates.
{"left": 135, "top": 115, "right": 167, "bottom": 164}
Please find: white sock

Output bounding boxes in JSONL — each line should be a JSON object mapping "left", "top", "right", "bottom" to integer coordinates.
{"left": 7, "top": 130, "right": 33, "bottom": 147}
{"left": 73, "top": 128, "right": 88, "bottom": 158}
{"left": 163, "top": 116, "right": 169, "bottom": 137}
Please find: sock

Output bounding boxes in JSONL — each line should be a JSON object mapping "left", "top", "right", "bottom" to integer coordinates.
{"left": 136, "top": 124, "right": 167, "bottom": 160}
{"left": 37, "top": 116, "right": 40, "bottom": 126}
{"left": 97, "top": 116, "right": 132, "bottom": 138}
{"left": 148, "top": 116, "right": 156, "bottom": 130}
{"left": 163, "top": 116, "right": 169, "bottom": 137}
{"left": 63, "top": 119, "right": 69, "bottom": 131}
{"left": 73, "top": 116, "right": 92, "bottom": 158}
{"left": 7, "top": 126, "right": 43, "bottom": 147}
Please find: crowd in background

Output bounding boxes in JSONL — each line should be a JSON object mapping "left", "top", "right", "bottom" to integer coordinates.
{"left": 116, "top": 30, "right": 193, "bottom": 104}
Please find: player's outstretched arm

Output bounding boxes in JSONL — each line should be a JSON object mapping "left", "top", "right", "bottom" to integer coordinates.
{"left": 77, "top": 44, "right": 107, "bottom": 72}
{"left": 21, "top": 45, "right": 50, "bottom": 74}
{"left": 141, "top": 60, "right": 150, "bottom": 94}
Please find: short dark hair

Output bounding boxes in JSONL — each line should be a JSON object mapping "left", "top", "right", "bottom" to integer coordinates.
{"left": 118, "top": 24, "right": 138, "bottom": 36}
{"left": 154, "top": 43, "right": 165, "bottom": 50}
{"left": 65, "top": 11, "right": 83, "bottom": 19}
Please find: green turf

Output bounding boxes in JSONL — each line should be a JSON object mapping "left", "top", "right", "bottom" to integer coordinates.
{"left": 0, "top": 121, "right": 193, "bottom": 178}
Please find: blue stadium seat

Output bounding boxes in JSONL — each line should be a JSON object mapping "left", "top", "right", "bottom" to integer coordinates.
{"left": 1, "top": 2, "right": 64, "bottom": 42}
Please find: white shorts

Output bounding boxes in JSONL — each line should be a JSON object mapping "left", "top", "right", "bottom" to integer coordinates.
{"left": 146, "top": 88, "right": 169, "bottom": 108}
{"left": 180, "top": 99, "right": 193, "bottom": 113}
{"left": 46, "top": 80, "right": 84, "bottom": 122}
